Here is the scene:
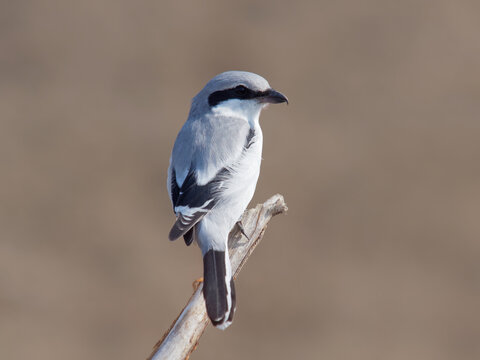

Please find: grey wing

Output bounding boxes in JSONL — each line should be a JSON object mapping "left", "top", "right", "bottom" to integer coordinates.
{"left": 168, "top": 114, "right": 251, "bottom": 241}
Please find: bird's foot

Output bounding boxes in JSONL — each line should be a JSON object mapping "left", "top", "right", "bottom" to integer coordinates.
{"left": 236, "top": 221, "right": 250, "bottom": 240}
{"left": 192, "top": 277, "right": 204, "bottom": 290}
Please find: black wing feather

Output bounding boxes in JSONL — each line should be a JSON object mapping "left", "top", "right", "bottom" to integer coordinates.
{"left": 168, "top": 167, "right": 229, "bottom": 241}
{"left": 183, "top": 227, "right": 195, "bottom": 246}
{"left": 170, "top": 170, "right": 180, "bottom": 211}
{"left": 170, "top": 170, "right": 195, "bottom": 245}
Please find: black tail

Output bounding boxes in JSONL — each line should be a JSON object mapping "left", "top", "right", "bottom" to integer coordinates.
{"left": 202, "top": 249, "right": 236, "bottom": 329}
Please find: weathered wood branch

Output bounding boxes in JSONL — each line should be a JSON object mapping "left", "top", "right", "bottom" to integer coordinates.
{"left": 147, "top": 194, "right": 288, "bottom": 360}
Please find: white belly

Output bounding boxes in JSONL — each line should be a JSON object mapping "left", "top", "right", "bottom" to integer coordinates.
{"left": 220, "top": 129, "right": 262, "bottom": 221}
{"left": 198, "top": 128, "right": 263, "bottom": 251}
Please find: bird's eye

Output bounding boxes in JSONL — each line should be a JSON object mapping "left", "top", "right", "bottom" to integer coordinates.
{"left": 235, "top": 85, "right": 247, "bottom": 94}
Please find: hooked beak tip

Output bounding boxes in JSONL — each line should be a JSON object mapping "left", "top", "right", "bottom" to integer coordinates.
{"left": 261, "top": 89, "right": 288, "bottom": 105}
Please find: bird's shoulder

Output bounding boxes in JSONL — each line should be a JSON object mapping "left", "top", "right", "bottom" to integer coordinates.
{"left": 171, "top": 113, "right": 252, "bottom": 179}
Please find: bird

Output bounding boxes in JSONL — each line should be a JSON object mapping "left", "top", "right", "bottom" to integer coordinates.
{"left": 167, "top": 71, "right": 288, "bottom": 329}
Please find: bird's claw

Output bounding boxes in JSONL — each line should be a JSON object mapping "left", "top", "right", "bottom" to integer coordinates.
{"left": 192, "top": 277, "right": 204, "bottom": 290}
{"left": 236, "top": 221, "right": 250, "bottom": 240}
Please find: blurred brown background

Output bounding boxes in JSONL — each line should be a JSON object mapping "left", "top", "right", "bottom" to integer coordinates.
{"left": 1, "top": 1, "right": 479, "bottom": 359}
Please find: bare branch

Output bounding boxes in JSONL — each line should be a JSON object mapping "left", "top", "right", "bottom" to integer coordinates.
{"left": 147, "top": 194, "right": 288, "bottom": 360}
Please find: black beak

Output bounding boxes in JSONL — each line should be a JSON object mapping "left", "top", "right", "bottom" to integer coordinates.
{"left": 260, "top": 88, "right": 289, "bottom": 104}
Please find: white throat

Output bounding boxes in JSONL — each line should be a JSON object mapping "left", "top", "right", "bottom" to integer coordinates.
{"left": 212, "top": 99, "right": 265, "bottom": 128}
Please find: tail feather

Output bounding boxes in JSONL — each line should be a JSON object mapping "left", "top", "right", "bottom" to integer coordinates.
{"left": 202, "top": 249, "right": 235, "bottom": 329}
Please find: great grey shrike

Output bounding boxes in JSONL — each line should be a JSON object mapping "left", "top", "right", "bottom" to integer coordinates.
{"left": 167, "top": 71, "right": 288, "bottom": 329}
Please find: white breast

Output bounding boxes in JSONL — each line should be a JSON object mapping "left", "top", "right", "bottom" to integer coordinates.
{"left": 219, "top": 126, "right": 263, "bottom": 223}
{"left": 201, "top": 99, "right": 266, "bottom": 240}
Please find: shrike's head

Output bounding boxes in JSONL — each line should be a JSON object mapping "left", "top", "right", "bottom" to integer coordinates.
{"left": 190, "top": 71, "right": 288, "bottom": 120}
